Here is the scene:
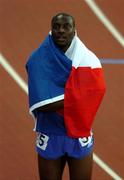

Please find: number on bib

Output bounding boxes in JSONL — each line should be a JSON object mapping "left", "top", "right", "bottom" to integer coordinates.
{"left": 36, "top": 133, "right": 49, "bottom": 150}
{"left": 79, "top": 136, "right": 92, "bottom": 147}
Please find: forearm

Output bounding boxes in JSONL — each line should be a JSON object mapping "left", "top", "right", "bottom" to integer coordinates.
{"left": 37, "top": 100, "right": 64, "bottom": 112}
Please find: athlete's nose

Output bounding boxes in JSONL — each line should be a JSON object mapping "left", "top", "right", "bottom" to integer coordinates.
{"left": 59, "top": 26, "right": 65, "bottom": 33}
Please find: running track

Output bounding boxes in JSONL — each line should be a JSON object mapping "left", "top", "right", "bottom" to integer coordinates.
{"left": 0, "top": 0, "right": 124, "bottom": 179}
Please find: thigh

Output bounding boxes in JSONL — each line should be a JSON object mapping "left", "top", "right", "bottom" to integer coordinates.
{"left": 67, "top": 152, "right": 93, "bottom": 180}
{"left": 38, "top": 153, "right": 67, "bottom": 180}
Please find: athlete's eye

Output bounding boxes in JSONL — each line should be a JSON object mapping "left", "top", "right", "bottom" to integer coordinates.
{"left": 52, "top": 23, "right": 60, "bottom": 30}
{"left": 63, "top": 23, "right": 72, "bottom": 30}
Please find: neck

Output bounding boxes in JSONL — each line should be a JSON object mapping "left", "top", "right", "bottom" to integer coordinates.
{"left": 59, "top": 42, "right": 71, "bottom": 52}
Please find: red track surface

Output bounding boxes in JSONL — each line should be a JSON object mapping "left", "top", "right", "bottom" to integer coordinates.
{"left": 0, "top": 0, "right": 124, "bottom": 179}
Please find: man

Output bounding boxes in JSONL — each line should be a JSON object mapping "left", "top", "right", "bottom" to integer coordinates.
{"left": 26, "top": 13, "right": 106, "bottom": 180}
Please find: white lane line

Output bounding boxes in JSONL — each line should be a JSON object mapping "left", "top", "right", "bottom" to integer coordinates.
{"left": 0, "top": 53, "right": 122, "bottom": 180}
{"left": 84, "top": 0, "right": 124, "bottom": 47}
{"left": 100, "top": 59, "right": 124, "bottom": 64}
{"left": 0, "top": 53, "right": 28, "bottom": 94}
{"left": 93, "top": 154, "right": 122, "bottom": 180}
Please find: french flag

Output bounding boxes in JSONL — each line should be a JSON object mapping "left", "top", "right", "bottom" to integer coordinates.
{"left": 61, "top": 36, "right": 106, "bottom": 137}
{"left": 26, "top": 34, "right": 106, "bottom": 138}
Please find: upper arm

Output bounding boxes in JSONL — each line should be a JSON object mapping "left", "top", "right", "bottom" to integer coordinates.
{"left": 37, "top": 100, "right": 64, "bottom": 112}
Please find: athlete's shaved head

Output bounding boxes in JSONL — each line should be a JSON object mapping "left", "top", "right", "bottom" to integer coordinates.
{"left": 51, "top": 12, "right": 75, "bottom": 27}
{"left": 51, "top": 13, "right": 75, "bottom": 52}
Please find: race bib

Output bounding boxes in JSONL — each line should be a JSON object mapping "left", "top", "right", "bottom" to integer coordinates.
{"left": 36, "top": 133, "right": 49, "bottom": 150}
{"left": 79, "top": 136, "right": 93, "bottom": 147}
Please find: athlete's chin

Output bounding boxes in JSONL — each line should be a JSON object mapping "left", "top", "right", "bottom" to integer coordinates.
{"left": 55, "top": 40, "right": 67, "bottom": 46}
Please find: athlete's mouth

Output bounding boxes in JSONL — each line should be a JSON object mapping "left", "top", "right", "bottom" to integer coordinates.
{"left": 56, "top": 36, "right": 67, "bottom": 42}
{"left": 55, "top": 35, "right": 66, "bottom": 40}
{"left": 57, "top": 38, "right": 66, "bottom": 41}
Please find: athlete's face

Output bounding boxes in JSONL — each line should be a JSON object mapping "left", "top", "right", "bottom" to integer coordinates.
{"left": 51, "top": 15, "right": 75, "bottom": 52}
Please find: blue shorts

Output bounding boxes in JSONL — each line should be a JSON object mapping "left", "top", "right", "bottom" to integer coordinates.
{"left": 36, "top": 132, "right": 94, "bottom": 160}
